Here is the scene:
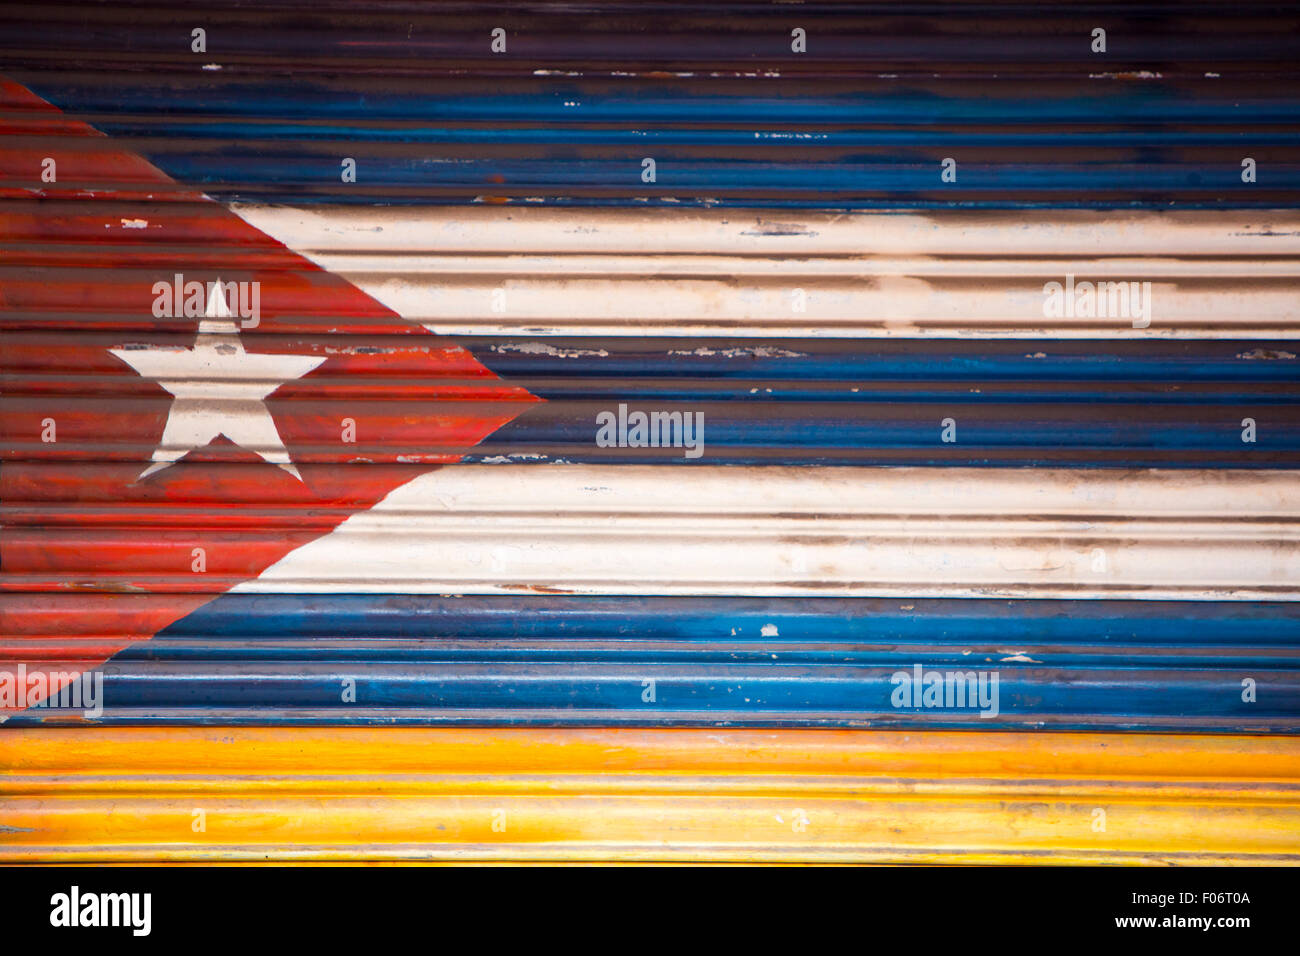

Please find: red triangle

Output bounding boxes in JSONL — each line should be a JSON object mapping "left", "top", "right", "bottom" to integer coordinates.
{"left": 0, "top": 77, "right": 540, "bottom": 713}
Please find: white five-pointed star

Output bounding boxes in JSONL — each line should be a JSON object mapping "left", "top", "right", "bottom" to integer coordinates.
{"left": 111, "top": 282, "right": 326, "bottom": 481}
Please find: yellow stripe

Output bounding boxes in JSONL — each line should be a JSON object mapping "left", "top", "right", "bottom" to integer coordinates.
{"left": 4, "top": 728, "right": 1299, "bottom": 864}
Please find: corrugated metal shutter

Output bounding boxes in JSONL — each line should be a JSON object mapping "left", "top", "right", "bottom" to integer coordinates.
{"left": 3, "top": 0, "right": 1299, "bottom": 863}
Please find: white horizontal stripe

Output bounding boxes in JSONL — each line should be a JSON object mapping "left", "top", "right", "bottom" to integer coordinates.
{"left": 230, "top": 205, "right": 1300, "bottom": 338}
{"left": 231, "top": 205, "right": 1300, "bottom": 256}
{"left": 293, "top": 255, "right": 1300, "bottom": 279}
{"left": 236, "top": 466, "right": 1300, "bottom": 599}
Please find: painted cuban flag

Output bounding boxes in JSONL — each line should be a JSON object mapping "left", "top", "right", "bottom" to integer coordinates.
{"left": 3, "top": 54, "right": 1300, "bottom": 732}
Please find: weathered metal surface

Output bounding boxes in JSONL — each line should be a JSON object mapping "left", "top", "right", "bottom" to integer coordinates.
{"left": 2, "top": 2, "right": 1298, "bottom": 868}
{"left": 3, "top": 727, "right": 1299, "bottom": 863}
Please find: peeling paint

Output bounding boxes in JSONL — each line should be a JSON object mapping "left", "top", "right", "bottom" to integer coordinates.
{"left": 1089, "top": 71, "right": 1164, "bottom": 79}
{"left": 492, "top": 342, "right": 611, "bottom": 358}
{"left": 668, "top": 346, "right": 806, "bottom": 358}
{"left": 1237, "top": 347, "right": 1297, "bottom": 360}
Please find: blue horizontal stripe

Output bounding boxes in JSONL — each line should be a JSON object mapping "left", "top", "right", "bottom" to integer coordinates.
{"left": 459, "top": 338, "right": 1300, "bottom": 466}
{"left": 71, "top": 154, "right": 1300, "bottom": 205}
{"left": 8, "top": 595, "right": 1294, "bottom": 732}
{"left": 470, "top": 409, "right": 1300, "bottom": 466}
{"left": 15, "top": 72, "right": 1300, "bottom": 207}
{"left": 468, "top": 338, "right": 1300, "bottom": 383}
{"left": 151, "top": 594, "right": 1300, "bottom": 643}
{"left": 62, "top": 123, "right": 1300, "bottom": 151}
{"left": 21, "top": 666, "right": 1295, "bottom": 733}
{"left": 22, "top": 82, "right": 1300, "bottom": 126}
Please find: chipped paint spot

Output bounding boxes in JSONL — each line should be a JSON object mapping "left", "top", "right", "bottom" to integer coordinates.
{"left": 740, "top": 219, "right": 816, "bottom": 237}
{"left": 492, "top": 342, "right": 610, "bottom": 359}
{"left": 120, "top": 218, "right": 148, "bottom": 229}
{"left": 476, "top": 453, "right": 550, "bottom": 463}
{"left": 1000, "top": 653, "right": 1043, "bottom": 663}
{"left": 761, "top": 623, "right": 779, "bottom": 637}
{"left": 1089, "top": 71, "right": 1163, "bottom": 79}
{"left": 324, "top": 345, "right": 398, "bottom": 355}
{"left": 1237, "top": 347, "right": 1296, "bottom": 360}
{"left": 667, "top": 346, "right": 805, "bottom": 358}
